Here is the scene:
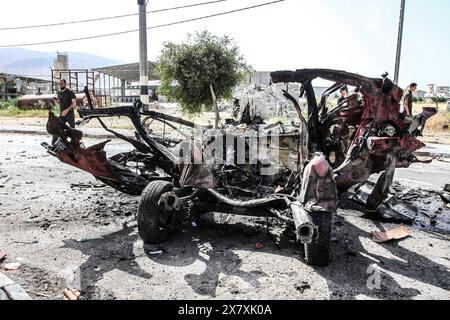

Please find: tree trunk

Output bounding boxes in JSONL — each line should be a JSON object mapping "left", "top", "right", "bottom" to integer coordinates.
{"left": 210, "top": 84, "right": 219, "bottom": 129}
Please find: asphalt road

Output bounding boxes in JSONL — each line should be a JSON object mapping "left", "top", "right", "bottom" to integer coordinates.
{"left": 0, "top": 133, "right": 449, "bottom": 300}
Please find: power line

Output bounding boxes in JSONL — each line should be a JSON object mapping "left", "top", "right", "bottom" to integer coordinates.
{"left": 0, "top": 0, "right": 285, "bottom": 48}
{"left": 0, "top": 0, "right": 229, "bottom": 31}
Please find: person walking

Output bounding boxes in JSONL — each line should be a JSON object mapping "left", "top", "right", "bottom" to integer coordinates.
{"left": 52, "top": 80, "right": 77, "bottom": 145}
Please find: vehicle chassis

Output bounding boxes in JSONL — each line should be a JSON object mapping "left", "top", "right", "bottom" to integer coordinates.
{"left": 43, "top": 69, "right": 436, "bottom": 266}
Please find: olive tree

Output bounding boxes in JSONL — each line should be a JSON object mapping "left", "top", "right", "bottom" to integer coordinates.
{"left": 156, "top": 31, "right": 250, "bottom": 128}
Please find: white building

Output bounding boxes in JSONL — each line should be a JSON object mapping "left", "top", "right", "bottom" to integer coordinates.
{"left": 436, "top": 86, "right": 450, "bottom": 98}
{"left": 414, "top": 90, "right": 427, "bottom": 99}
{"left": 247, "top": 71, "right": 272, "bottom": 87}
{"left": 425, "top": 83, "right": 450, "bottom": 99}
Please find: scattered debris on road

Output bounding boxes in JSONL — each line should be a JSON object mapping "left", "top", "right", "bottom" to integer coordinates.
{"left": 295, "top": 281, "right": 311, "bottom": 294}
{"left": 255, "top": 243, "right": 265, "bottom": 250}
{"left": 147, "top": 250, "right": 164, "bottom": 255}
{"left": 71, "top": 183, "right": 106, "bottom": 189}
{"left": 63, "top": 288, "right": 80, "bottom": 301}
{"left": 3, "top": 262, "right": 21, "bottom": 271}
{"left": 371, "top": 225, "right": 411, "bottom": 243}
{"left": 440, "top": 193, "right": 450, "bottom": 204}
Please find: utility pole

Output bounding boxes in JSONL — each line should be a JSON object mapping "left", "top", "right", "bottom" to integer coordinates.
{"left": 394, "top": 0, "right": 406, "bottom": 84}
{"left": 138, "top": 0, "right": 149, "bottom": 104}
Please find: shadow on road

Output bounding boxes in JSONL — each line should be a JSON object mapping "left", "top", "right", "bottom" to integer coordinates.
{"left": 144, "top": 213, "right": 450, "bottom": 299}
{"left": 62, "top": 226, "right": 152, "bottom": 299}
{"left": 62, "top": 214, "right": 450, "bottom": 299}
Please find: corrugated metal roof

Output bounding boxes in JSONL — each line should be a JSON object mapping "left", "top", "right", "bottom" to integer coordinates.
{"left": 0, "top": 72, "right": 51, "bottom": 83}
{"left": 92, "top": 62, "right": 158, "bottom": 82}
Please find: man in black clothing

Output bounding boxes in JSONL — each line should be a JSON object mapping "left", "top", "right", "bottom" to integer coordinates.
{"left": 337, "top": 86, "right": 349, "bottom": 105}
{"left": 52, "top": 79, "right": 77, "bottom": 145}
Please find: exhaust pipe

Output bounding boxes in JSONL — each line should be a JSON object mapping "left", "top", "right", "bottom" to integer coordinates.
{"left": 290, "top": 201, "right": 318, "bottom": 244}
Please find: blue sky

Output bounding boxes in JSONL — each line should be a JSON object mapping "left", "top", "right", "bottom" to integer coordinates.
{"left": 0, "top": 0, "right": 448, "bottom": 89}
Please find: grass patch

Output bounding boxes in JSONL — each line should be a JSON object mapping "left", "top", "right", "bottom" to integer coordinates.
{"left": 0, "top": 98, "right": 19, "bottom": 110}
{"left": 0, "top": 98, "right": 59, "bottom": 118}
{"left": 426, "top": 112, "right": 450, "bottom": 132}
{"left": 413, "top": 102, "right": 450, "bottom": 133}
{"left": 412, "top": 102, "right": 447, "bottom": 114}
{"left": 0, "top": 106, "right": 52, "bottom": 118}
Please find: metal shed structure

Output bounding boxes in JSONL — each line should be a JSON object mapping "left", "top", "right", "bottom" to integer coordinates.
{"left": 93, "top": 61, "right": 159, "bottom": 106}
{"left": 1, "top": 72, "right": 52, "bottom": 100}
{"left": 50, "top": 62, "right": 159, "bottom": 108}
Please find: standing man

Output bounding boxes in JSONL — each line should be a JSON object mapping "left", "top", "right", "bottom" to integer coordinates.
{"left": 52, "top": 79, "right": 77, "bottom": 145}
{"left": 402, "top": 82, "right": 417, "bottom": 117}
{"left": 337, "top": 86, "right": 349, "bottom": 105}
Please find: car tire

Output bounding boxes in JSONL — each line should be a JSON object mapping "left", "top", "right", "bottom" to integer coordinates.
{"left": 137, "top": 180, "right": 175, "bottom": 245}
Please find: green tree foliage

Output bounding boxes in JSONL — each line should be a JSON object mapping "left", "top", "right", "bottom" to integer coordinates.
{"left": 431, "top": 96, "right": 448, "bottom": 104}
{"left": 156, "top": 31, "right": 251, "bottom": 127}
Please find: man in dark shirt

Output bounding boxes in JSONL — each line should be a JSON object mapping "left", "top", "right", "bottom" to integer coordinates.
{"left": 52, "top": 79, "right": 77, "bottom": 145}
{"left": 403, "top": 82, "right": 417, "bottom": 117}
{"left": 337, "top": 86, "right": 349, "bottom": 105}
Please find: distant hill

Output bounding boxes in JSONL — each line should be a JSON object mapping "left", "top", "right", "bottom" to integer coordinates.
{"left": 0, "top": 48, "right": 124, "bottom": 79}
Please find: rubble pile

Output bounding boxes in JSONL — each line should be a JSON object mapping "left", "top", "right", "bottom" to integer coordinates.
{"left": 233, "top": 83, "right": 304, "bottom": 121}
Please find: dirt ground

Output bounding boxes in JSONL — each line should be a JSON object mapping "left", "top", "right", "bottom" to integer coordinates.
{"left": 0, "top": 133, "right": 449, "bottom": 300}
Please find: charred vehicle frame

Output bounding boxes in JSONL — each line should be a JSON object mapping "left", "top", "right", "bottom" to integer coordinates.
{"left": 42, "top": 69, "right": 437, "bottom": 266}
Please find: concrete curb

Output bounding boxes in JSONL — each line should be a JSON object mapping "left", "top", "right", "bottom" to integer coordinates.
{"left": 0, "top": 129, "right": 48, "bottom": 137}
{"left": 0, "top": 272, "right": 32, "bottom": 300}
{"left": 0, "top": 128, "right": 117, "bottom": 140}
{"left": 415, "top": 151, "right": 450, "bottom": 160}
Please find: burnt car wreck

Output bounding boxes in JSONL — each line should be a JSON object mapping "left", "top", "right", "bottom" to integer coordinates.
{"left": 42, "top": 69, "right": 437, "bottom": 266}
